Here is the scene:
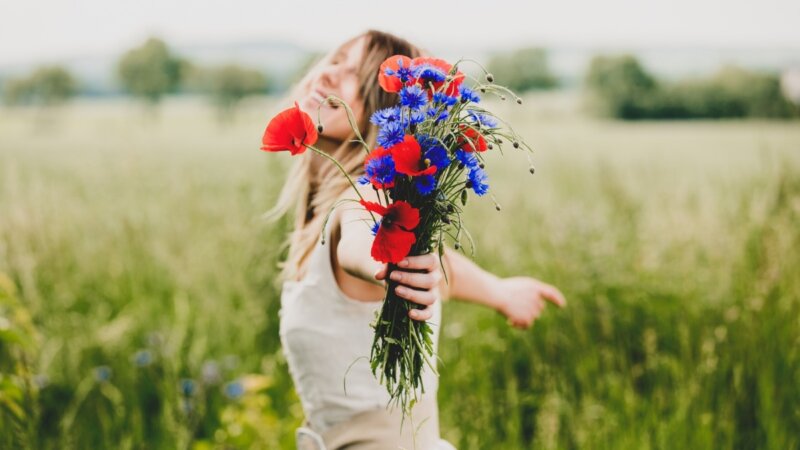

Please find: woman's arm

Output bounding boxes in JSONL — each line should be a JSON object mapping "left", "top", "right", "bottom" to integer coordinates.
{"left": 337, "top": 184, "right": 444, "bottom": 322}
{"left": 435, "top": 247, "right": 568, "bottom": 329}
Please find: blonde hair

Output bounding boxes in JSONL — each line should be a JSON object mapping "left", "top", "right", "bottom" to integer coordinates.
{"left": 263, "top": 30, "right": 424, "bottom": 283}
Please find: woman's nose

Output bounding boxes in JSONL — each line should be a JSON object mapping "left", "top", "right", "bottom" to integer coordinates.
{"left": 318, "top": 65, "right": 338, "bottom": 89}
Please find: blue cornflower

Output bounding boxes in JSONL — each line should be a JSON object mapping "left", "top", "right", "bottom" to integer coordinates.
{"left": 414, "top": 174, "right": 437, "bottom": 195}
{"left": 432, "top": 92, "right": 458, "bottom": 107}
{"left": 417, "top": 134, "right": 451, "bottom": 171}
{"left": 133, "top": 350, "right": 153, "bottom": 367}
{"left": 455, "top": 149, "right": 480, "bottom": 170}
{"left": 412, "top": 63, "right": 447, "bottom": 84}
{"left": 459, "top": 85, "right": 481, "bottom": 103}
{"left": 94, "top": 366, "right": 112, "bottom": 382}
{"left": 370, "top": 106, "right": 402, "bottom": 127}
{"left": 468, "top": 167, "right": 490, "bottom": 196}
{"left": 180, "top": 378, "right": 196, "bottom": 397}
{"left": 407, "top": 109, "right": 426, "bottom": 126}
{"left": 377, "top": 122, "right": 405, "bottom": 148}
{"left": 364, "top": 152, "right": 396, "bottom": 187}
{"left": 370, "top": 220, "right": 381, "bottom": 236}
{"left": 399, "top": 85, "right": 428, "bottom": 110}
{"left": 426, "top": 108, "right": 449, "bottom": 123}
{"left": 357, "top": 175, "right": 370, "bottom": 185}
{"left": 224, "top": 380, "right": 245, "bottom": 400}
{"left": 385, "top": 58, "right": 415, "bottom": 83}
{"left": 467, "top": 110, "right": 498, "bottom": 128}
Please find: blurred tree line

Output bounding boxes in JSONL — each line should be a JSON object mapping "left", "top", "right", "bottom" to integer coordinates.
{"left": 585, "top": 55, "right": 798, "bottom": 119}
{"left": 4, "top": 39, "right": 798, "bottom": 122}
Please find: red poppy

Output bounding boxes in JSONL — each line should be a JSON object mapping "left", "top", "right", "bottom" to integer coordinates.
{"left": 360, "top": 199, "right": 420, "bottom": 263}
{"left": 260, "top": 102, "right": 318, "bottom": 155}
{"left": 378, "top": 55, "right": 413, "bottom": 93}
{"left": 457, "top": 125, "right": 488, "bottom": 152}
{"left": 390, "top": 135, "right": 437, "bottom": 177}
{"left": 411, "top": 57, "right": 465, "bottom": 97}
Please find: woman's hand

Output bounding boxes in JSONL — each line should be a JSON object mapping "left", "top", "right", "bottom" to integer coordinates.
{"left": 492, "top": 276, "right": 566, "bottom": 329}
{"left": 374, "top": 254, "right": 443, "bottom": 322}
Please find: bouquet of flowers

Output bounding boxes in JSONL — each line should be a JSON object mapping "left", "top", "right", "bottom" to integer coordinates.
{"left": 261, "top": 55, "right": 534, "bottom": 417}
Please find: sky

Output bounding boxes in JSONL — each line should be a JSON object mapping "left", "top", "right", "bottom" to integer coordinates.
{"left": 1, "top": 0, "right": 799, "bottom": 65}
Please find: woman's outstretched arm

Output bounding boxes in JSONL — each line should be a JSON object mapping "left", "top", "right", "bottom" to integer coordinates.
{"left": 438, "top": 247, "right": 567, "bottom": 329}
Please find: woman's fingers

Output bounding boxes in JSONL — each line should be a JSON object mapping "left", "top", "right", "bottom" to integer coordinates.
{"left": 409, "top": 307, "right": 432, "bottom": 321}
{"left": 540, "top": 284, "right": 567, "bottom": 308}
{"left": 394, "top": 285, "right": 437, "bottom": 306}
{"left": 397, "top": 254, "right": 437, "bottom": 271}
{"left": 388, "top": 269, "right": 441, "bottom": 289}
{"left": 373, "top": 264, "right": 389, "bottom": 281}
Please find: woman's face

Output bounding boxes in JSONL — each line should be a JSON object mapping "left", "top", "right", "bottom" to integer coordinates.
{"left": 298, "top": 36, "right": 366, "bottom": 143}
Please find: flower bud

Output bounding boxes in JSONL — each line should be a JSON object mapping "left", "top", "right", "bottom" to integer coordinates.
{"left": 465, "top": 180, "right": 473, "bottom": 189}
{"left": 442, "top": 215, "right": 451, "bottom": 224}
{"left": 317, "top": 124, "right": 324, "bottom": 133}
{"left": 529, "top": 166, "right": 535, "bottom": 174}
{"left": 516, "top": 97, "right": 523, "bottom": 105}
{"left": 495, "top": 204, "right": 502, "bottom": 211}
{"left": 487, "top": 143, "right": 493, "bottom": 150}
{"left": 500, "top": 95, "right": 506, "bottom": 101}
{"left": 513, "top": 141, "right": 519, "bottom": 148}
{"left": 461, "top": 189, "right": 468, "bottom": 205}
{"left": 454, "top": 242, "right": 461, "bottom": 249}
{"left": 485, "top": 73, "right": 494, "bottom": 83}
{"left": 458, "top": 162, "right": 465, "bottom": 170}
{"left": 424, "top": 158, "right": 431, "bottom": 167}
{"left": 479, "top": 163, "right": 485, "bottom": 169}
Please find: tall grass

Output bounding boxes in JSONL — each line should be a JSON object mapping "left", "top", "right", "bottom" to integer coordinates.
{"left": 1, "top": 96, "right": 798, "bottom": 449}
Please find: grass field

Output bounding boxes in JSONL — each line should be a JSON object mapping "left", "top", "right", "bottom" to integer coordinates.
{"left": 1, "top": 94, "right": 799, "bottom": 449}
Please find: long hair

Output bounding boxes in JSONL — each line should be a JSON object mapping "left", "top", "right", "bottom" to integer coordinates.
{"left": 263, "top": 30, "right": 424, "bottom": 283}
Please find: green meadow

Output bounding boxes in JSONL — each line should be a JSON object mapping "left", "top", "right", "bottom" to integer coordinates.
{"left": 1, "top": 94, "right": 799, "bottom": 449}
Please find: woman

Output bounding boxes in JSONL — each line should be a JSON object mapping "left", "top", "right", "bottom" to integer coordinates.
{"left": 267, "top": 29, "right": 567, "bottom": 450}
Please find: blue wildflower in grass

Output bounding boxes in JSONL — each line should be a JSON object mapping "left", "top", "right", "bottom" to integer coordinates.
{"left": 133, "top": 349, "right": 153, "bottom": 367}
{"left": 377, "top": 122, "right": 405, "bottom": 148}
{"left": 432, "top": 92, "right": 458, "bottom": 107}
{"left": 180, "top": 378, "right": 196, "bottom": 397}
{"left": 414, "top": 174, "right": 437, "bottom": 195}
{"left": 370, "top": 106, "right": 402, "bottom": 127}
{"left": 224, "top": 380, "right": 245, "bottom": 400}
{"left": 412, "top": 63, "right": 447, "bottom": 84}
{"left": 455, "top": 149, "right": 480, "bottom": 170}
{"left": 459, "top": 85, "right": 481, "bottom": 103}
{"left": 94, "top": 366, "right": 112, "bottom": 382}
{"left": 467, "top": 166, "right": 490, "bottom": 196}
{"left": 467, "top": 110, "right": 498, "bottom": 128}
{"left": 399, "top": 85, "right": 428, "bottom": 110}
{"left": 417, "top": 134, "right": 451, "bottom": 171}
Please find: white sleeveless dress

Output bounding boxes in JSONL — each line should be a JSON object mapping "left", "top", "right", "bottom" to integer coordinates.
{"left": 278, "top": 214, "right": 454, "bottom": 449}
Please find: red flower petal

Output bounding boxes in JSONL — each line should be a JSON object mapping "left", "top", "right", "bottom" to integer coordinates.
{"left": 359, "top": 200, "right": 421, "bottom": 263}
{"left": 457, "top": 125, "right": 488, "bottom": 152}
{"left": 372, "top": 226, "right": 416, "bottom": 263}
{"left": 390, "top": 135, "right": 438, "bottom": 176}
{"left": 379, "top": 55, "right": 413, "bottom": 93}
{"left": 411, "top": 57, "right": 465, "bottom": 97}
{"left": 386, "top": 200, "right": 420, "bottom": 231}
{"left": 260, "top": 102, "right": 318, "bottom": 155}
{"left": 359, "top": 199, "right": 388, "bottom": 216}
